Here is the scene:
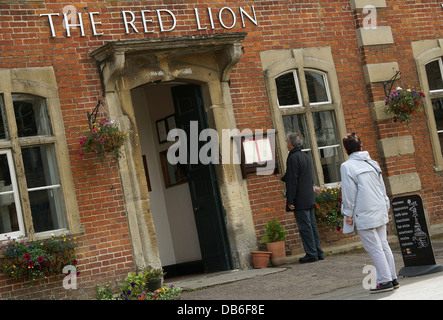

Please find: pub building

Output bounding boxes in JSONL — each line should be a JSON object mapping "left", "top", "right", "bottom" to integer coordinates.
{"left": 0, "top": 0, "right": 443, "bottom": 299}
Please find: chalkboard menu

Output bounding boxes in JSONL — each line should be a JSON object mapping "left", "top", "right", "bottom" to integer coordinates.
{"left": 392, "top": 194, "right": 436, "bottom": 267}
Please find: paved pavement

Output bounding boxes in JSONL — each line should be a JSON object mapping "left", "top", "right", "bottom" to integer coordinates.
{"left": 166, "top": 236, "right": 443, "bottom": 300}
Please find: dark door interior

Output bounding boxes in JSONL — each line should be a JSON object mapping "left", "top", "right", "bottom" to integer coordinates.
{"left": 171, "top": 84, "right": 233, "bottom": 273}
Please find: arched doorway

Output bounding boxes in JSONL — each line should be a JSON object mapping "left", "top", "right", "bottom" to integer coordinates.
{"left": 131, "top": 81, "right": 232, "bottom": 276}
{"left": 89, "top": 33, "right": 258, "bottom": 273}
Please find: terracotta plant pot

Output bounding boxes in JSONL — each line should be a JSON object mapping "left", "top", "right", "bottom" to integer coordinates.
{"left": 250, "top": 251, "right": 271, "bottom": 269}
{"left": 266, "top": 241, "right": 286, "bottom": 266}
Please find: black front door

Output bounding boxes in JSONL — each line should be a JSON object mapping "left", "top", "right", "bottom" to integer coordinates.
{"left": 171, "top": 84, "right": 233, "bottom": 273}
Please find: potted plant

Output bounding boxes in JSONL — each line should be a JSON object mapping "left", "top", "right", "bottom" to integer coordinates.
{"left": 260, "top": 218, "right": 288, "bottom": 266}
{"left": 250, "top": 251, "right": 271, "bottom": 269}
{"left": 78, "top": 119, "right": 128, "bottom": 164}
{"left": 383, "top": 86, "right": 425, "bottom": 125}
{"left": 143, "top": 266, "right": 166, "bottom": 292}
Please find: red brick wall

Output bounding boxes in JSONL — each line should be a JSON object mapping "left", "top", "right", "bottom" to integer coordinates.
{"left": 1, "top": 0, "right": 443, "bottom": 299}
{"left": 354, "top": 1, "right": 443, "bottom": 228}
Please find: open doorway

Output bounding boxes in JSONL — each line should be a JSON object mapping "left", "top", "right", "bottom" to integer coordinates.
{"left": 131, "top": 82, "right": 233, "bottom": 279}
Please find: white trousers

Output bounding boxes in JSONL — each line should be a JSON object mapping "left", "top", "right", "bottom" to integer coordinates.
{"left": 358, "top": 225, "right": 397, "bottom": 284}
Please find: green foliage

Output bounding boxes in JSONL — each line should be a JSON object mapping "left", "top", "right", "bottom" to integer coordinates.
{"left": 141, "top": 285, "right": 182, "bottom": 300}
{"left": 95, "top": 283, "right": 114, "bottom": 300}
{"left": 119, "top": 271, "right": 147, "bottom": 300}
{"left": 261, "top": 218, "right": 287, "bottom": 244}
{"left": 95, "top": 266, "right": 181, "bottom": 300}
{"left": 314, "top": 185, "right": 343, "bottom": 232}
{"left": 314, "top": 185, "right": 341, "bottom": 203}
{"left": 79, "top": 119, "right": 128, "bottom": 164}
{"left": 0, "top": 234, "right": 78, "bottom": 283}
{"left": 143, "top": 266, "right": 166, "bottom": 282}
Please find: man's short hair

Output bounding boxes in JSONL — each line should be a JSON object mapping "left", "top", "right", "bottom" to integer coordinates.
{"left": 287, "top": 132, "right": 304, "bottom": 148}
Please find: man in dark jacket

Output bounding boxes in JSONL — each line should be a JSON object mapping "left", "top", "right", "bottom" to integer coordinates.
{"left": 282, "top": 132, "right": 324, "bottom": 263}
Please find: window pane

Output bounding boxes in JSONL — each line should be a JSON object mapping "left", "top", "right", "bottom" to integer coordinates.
{"left": 432, "top": 98, "right": 443, "bottom": 155}
{"left": 313, "top": 111, "right": 342, "bottom": 184}
{"left": 22, "top": 145, "right": 66, "bottom": 233}
{"left": 0, "top": 153, "right": 21, "bottom": 235}
{"left": 305, "top": 71, "right": 330, "bottom": 104}
{"left": 23, "top": 145, "right": 60, "bottom": 189}
{"left": 303, "top": 149, "right": 319, "bottom": 186}
{"left": 426, "top": 60, "right": 443, "bottom": 91}
{"left": 276, "top": 72, "right": 300, "bottom": 107}
{"left": 0, "top": 95, "right": 9, "bottom": 140}
{"left": 28, "top": 188, "right": 66, "bottom": 233}
{"left": 282, "top": 114, "right": 318, "bottom": 185}
{"left": 12, "top": 94, "right": 52, "bottom": 137}
{"left": 282, "top": 114, "right": 311, "bottom": 149}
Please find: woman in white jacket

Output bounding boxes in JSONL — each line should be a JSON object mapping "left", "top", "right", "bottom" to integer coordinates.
{"left": 341, "top": 133, "right": 399, "bottom": 294}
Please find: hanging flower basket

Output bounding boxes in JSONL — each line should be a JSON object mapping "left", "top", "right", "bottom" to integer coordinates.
{"left": 78, "top": 119, "right": 128, "bottom": 164}
{"left": 384, "top": 86, "right": 425, "bottom": 125}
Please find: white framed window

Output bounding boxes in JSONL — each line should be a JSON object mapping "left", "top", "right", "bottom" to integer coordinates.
{"left": 278, "top": 73, "right": 342, "bottom": 185}
{"left": 0, "top": 150, "right": 25, "bottom": 239}
{"left": 305, "top": 70, "right": 332, "bottom": 105}
{"left": 0, "top": 93, "right": 68, "bottom": 239}
{"left": 426, "top": 58, "right": 443, "bottom": 93}
{"left": 0, "top": 67, "right": 81, "bottom": 242}
{"left": 432, "top": 97, "right": 443, "bottom": 152}
{"left": 425, "top": 58, "right": 443, "bottom": 158}
{"left": 262, "top": 47, "right": 347, "bottom": 187}
{"left": 413, "top": 40, "right": 443, "bottom": 171}
{"left": 22, "top": 144, "right": 66, "bottom": 235}
{"left": 276, "top": 71, "right": 302, "bottom": 108}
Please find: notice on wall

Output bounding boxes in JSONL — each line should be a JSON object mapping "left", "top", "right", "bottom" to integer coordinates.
{"left": 392, "top": 194, "right": 436, "bottom": 267}
{"left": 242, "top": 138, "right": 273, "bottom": 164}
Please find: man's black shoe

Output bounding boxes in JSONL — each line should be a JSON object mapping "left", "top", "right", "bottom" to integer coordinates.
{"left": 299, "top": 255, "right": 318, "bottom": 264}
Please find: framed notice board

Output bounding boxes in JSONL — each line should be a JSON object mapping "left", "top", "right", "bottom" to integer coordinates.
{"left": 233, "top": 131, "right": 278, "bottom": 179}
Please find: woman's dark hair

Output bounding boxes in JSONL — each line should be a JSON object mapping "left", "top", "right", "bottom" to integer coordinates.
{"left": 342, "top": 133, "right": 362, "bottom": 155}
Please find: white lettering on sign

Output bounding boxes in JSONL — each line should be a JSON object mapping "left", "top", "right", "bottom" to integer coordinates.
{"left": 39, "top": 6, "right": 258, "bottom": 38}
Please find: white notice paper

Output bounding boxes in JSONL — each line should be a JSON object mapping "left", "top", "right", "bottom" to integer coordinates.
{"left": 243, "top": 138, "right": 273, "bottom": 164}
